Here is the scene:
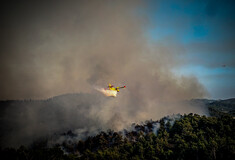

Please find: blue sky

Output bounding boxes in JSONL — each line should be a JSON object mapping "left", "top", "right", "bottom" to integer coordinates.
{"left": 145, "top": 0, "right": 235, "bottom": 99}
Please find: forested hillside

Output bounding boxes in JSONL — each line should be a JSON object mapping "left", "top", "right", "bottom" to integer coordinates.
{"left": 190, "top": 98, "right": 235, "bottom": 117}
{"left": 1, "top": 113, "right": 234, "bottom": 160}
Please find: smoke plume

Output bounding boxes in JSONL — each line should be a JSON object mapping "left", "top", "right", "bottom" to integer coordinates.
{"left": 95, "top": 87, "right": 118, "bottom": 97}
{"left": 0, "top": 0, "right": 208, "bottom": 147}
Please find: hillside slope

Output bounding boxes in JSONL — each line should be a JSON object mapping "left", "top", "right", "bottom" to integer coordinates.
{"left": 1, "top": 113, "right": 234, "bottom": 160}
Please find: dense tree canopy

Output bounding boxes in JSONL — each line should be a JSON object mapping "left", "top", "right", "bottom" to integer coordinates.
{"left": 1, "top": 113, "right": 234, "bottom": 160}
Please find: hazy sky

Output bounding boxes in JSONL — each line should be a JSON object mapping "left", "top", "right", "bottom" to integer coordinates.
{"left": 0, "top": 0, "right": 234, "bottom": 100}
{"left": 146, "top": 0, "right": 235, "bottom": 99}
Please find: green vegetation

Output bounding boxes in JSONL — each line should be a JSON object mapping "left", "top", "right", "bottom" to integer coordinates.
{"left": 1, "top": 113, "right": 234, "bottom": 160}
{"left": 191, "top": 98, "right": 235, "bottom": 117}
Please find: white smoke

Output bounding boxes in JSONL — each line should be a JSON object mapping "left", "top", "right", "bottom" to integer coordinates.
{"left": 152, "top": 122, "right": 160, "bottom": 135}
{"left": 95, "top": 87, "right": 118, "bottom": 97}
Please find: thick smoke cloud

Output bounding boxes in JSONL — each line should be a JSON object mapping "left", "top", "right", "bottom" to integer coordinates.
{"left": 0, "top": 0, "right": 208, "bottom": 147}
{"left": 0, "top": 0, "right": 206, "bottom": 99}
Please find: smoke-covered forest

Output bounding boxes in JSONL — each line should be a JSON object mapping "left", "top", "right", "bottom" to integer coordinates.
{"left": 1, "top": 114, "right": 234, "bottom": 160}
{"left": 0, "top": 98, "right": 234, "bottom": 160}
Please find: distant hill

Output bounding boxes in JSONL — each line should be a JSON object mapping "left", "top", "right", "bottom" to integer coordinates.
{"left": 1, "top": 94, "right": 234, "bottom": 118}
{"left": 0, "top": 93, "right": 107, "bottom": 148}
{"left": 189, "top": 98, "right": 235, "bottom": 117}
